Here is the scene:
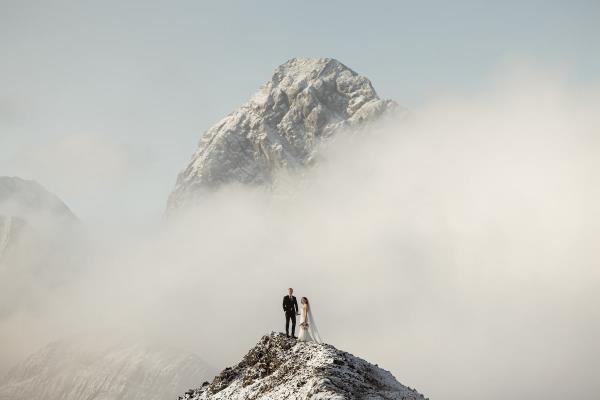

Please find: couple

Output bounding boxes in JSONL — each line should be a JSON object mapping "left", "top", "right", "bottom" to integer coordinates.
{"left": 282, "top": 288, "right": 322, "bottom": 343}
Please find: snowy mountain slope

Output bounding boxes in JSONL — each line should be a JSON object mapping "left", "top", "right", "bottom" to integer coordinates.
{"left": 167, "top": 58, "right": 402, "bottom": 212}
{"left": 179, "top": 332, "right": 426, "bottom": 400}
{"left": 0, "top": 336, "right": 213, "bottom": 400}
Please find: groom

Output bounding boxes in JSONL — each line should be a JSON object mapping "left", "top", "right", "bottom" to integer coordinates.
{"left": 282, "top": 287, "right": 299, "bottom": 338}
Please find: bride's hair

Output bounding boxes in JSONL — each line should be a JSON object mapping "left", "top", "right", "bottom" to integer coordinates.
{"left": 301, "top": 297, "right": 309, "bottom": 308}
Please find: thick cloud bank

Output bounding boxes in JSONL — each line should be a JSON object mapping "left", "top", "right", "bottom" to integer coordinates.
{"left": 1, "top": 71, "right": 599, "bottom": 400}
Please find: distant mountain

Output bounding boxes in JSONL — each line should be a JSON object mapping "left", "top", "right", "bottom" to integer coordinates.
{"left": 0, "top": 176, "right": 78, "bottom": 261}
{"left": 0, "top": 336, "right": 212, "bottom": 400}
{"left": 180, "top": 332, "right": 426, "bottom": 400}
{"left": 0, "top": 178, "right": 212, "bottom": 400}
{"left": 0, "top": 176, "right": 77, "bottom": 222}
{"left": 167, "top": 58, "right": 402, "bottom": 212}
{"left": 0, "top": 215, "right": 27, "bottom": 262}
{"left": 0, "top": 176, "right": 81, "bottom": 318}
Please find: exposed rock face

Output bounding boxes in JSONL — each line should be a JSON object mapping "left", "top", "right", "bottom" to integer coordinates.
{"left": 0, "top": 336, "right": 213, "bottom": 400}
{"left": 180, "top": 332, "right": 426, "bottom": 400}
{"left": 167, "top": 58, "right": 400, "bottom": 212}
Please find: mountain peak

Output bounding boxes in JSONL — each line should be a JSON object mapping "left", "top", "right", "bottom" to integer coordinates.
{"left": 167, "top": 58, "right": 402, "bottom": 213}
{"left": 180, "top": 332, "right": 426, "bottom": 400}
{"left": 269, "top": 57, "right": 357, "bottom": 87}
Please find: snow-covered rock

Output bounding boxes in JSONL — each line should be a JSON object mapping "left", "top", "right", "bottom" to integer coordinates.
{"left": 0, "top": 336, "right": 213, "bottom": 400}
{"left": 179, "top": 332, "right": 426, "bottom": 400}
{"left": 167, "top": 58, "right": 401, "bottom": 212}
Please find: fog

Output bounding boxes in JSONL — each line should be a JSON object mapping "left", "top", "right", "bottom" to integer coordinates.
{"left": 1, "top": 70, "right": 599, "bottom": 400}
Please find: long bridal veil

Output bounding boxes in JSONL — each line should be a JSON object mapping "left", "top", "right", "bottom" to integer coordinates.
{"left": 307, "top": 305, "right": 323, "bottom": 344}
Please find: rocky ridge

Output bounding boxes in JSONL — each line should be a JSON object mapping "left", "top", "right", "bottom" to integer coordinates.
{"left": 179, "top": 332, "right": 426, "bottom": 400}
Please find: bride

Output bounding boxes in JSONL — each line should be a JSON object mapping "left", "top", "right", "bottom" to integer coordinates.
{"left": 297, "top": 297, "right": 323, "bottom": 343}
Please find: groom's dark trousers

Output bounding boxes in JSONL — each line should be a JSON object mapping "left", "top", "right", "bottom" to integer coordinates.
{"left": 283, "top": 295, "right": 299, "bottom": 336}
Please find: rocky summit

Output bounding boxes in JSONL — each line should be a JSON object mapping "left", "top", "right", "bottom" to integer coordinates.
{"left": 167, "top": 58, "right": 401, "bottom": 212}
{"left": 178, "top": 332, "right": 426, "bottom": 400}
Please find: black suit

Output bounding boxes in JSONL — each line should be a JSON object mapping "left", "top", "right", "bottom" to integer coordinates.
{"left": 282, "top": 295, "right": 299, "bottom": 336}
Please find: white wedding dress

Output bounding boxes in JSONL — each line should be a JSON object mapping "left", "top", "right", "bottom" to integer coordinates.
{"left": 297, "top": 304, "right": 323, "bottom": 344}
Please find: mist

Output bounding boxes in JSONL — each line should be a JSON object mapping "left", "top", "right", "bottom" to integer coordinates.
{"left": 1, "top": 69, "right": 599, "bottom": 400}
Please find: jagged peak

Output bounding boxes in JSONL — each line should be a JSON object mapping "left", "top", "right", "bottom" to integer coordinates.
{"left": 250, "top": 57, "right": 380, "bottom": 108}
{"left": 271, "top": 57, "right": 356, "bottom": 84}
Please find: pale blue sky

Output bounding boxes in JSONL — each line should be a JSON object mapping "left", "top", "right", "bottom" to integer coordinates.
{"left": 1, "top": 0, "right": 599, "bottom": 223}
